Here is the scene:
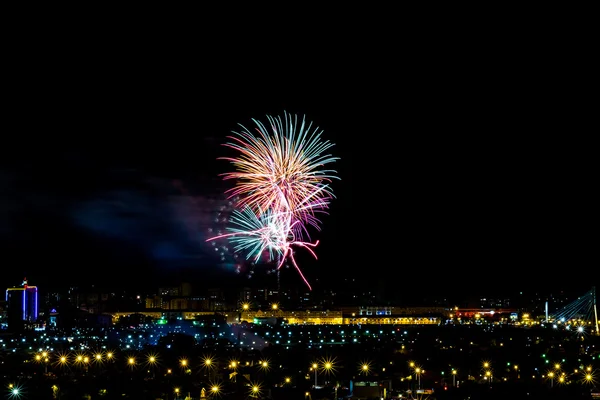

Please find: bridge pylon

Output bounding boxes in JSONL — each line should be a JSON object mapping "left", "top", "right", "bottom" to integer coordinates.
{"left": 593, "top": 286, "right": 599, "bottom": 336}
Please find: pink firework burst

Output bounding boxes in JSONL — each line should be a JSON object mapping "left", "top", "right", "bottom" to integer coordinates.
{"left": 207, "top": 111, "right": 339, "bottom": 289}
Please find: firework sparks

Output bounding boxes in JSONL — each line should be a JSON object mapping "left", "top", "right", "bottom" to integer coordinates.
{"left": 210, "top": 206, "right": 288, "bottom": 264}
{"left": 207, "top": 111, "right": 339, "bottom": 290}
{"left": 220, "top": 112, "right": 339, "bottom": 228}
{"left": 207, "top": 206, "right": 319, "bottom": 290}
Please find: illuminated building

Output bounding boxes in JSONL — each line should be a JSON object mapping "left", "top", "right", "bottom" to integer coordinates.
{"left": 5, "top": 277, "right": 38, "bottom": 331}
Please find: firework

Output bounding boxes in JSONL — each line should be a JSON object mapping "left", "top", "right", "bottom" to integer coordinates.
{"left": 208, "top": 206, "right": 319, "bottom": 290}
{"left": 211, "top": 206, "right": 288, "bottom": 264}
{"left": 219, "top": 111, "right": 339, "bottom": 232}
{"left": 207, "top": 111, "right": 339, "bottom": 289}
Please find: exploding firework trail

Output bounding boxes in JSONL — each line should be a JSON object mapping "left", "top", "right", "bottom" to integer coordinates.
{"left": 206, "top": 112, "right": 339, "bottom": 290}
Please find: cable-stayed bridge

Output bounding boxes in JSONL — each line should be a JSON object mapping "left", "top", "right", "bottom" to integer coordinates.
{"left": 545, "top": 286, "right": 599, "bottom": 336}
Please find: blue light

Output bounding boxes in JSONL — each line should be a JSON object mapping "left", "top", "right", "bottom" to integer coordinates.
{"left": 33, "top": 288, "right": 38, "bottom": 321}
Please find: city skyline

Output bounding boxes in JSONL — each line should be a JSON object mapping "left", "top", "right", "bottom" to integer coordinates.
{"left": 2, "top": 18, "right": 598, "bottom": 400}
{"left": 2, "top": 42, "right": 595, "bottom": 296}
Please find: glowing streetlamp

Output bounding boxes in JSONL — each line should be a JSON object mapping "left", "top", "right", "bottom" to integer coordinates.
{"left": 239, "top": 303, "right": 250, "bottom": 323}
{"left": 203, "top": 356, "right": 214, "bottom": 380}
{"left": 323, "top": 361, "right": 333, "bottom": 379}
{"left": 548, "top": 371, "right": 554, "bottom": 387}
{"left": 482, "top": 361, "right": 492, "bottom": 387}
{"left": 82, "top": 356, "right": 89, "bottom": 373}
{"left": 311, "top": 363, "right": 318, "bottom": 387}
{"left": 145, "top": 354, "right": 158, "bottom": 378}
{"left": 94, "top": 353, "right": 103, "bottom": 364}
{"left": 249, "top": 383, "right": 261, "bottom": 398}
{"left": 360, "top": 363, "right": 370, "bottom": 375}
{"left": 56, "top": 354, "right": 68, "bottom": 370}
{"left": 259, "top": 360, "right": 269, "bottom": 371}
{"left": 415, "top": 367, "right": 422, "bottom": 389}
{"left": 452, "top": 369, "right": 457, "bottom": 387}
{"left": 180, "top": 358, "right": 189, "bottom": 374}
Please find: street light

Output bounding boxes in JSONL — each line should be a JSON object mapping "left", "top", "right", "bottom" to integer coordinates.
{"left": 323, "top": 361, "right": 334, "bottom": 379}
{"left": 360, "top": 363, "right": 370, "bottom": 375}
{"left": 482, "top": 361, "right": 492, "bottom": 387}
{"left": 239, "top": 303, "right": 250, "bottom": 322}
{"left": 179, "top": 358, "right": 190, "bottom": 375}
{"left": 312, "top": 363, "right": 318, "bottom": 387}
{"left": 320, "top": 357, "right": 336, "bottom": 375}
{"left": 452, "top": 369, "right": 457, "bottom": 387}
{"left": 548, "top": 371, "right": 554, "bottom": 387}
{"left": 43, "top": 356, "right": 49, "bottom": 374}
{"left": 202, "top": 356, "right": 215, "bottom": 380}
{"left": 56, "top": 354, "right": 68, "bottom": 370}
{"left": 249, "top": 383, "right": 261, "bottom": 398}
{"left": 259, "top": 359, "right": 270, "bottom": 371}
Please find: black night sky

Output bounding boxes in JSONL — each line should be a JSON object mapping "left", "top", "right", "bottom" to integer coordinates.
{"left": 1, "top": 29, "right": 596, "bottom": 299}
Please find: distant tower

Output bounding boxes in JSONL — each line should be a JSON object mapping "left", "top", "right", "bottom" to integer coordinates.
{"left": 5, "top": 277, "right": 38, "bottom": 331}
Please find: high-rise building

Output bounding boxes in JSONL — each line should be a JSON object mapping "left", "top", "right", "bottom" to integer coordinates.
{"left": 5, "top": 277, "right": 38, "bottom": 331}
